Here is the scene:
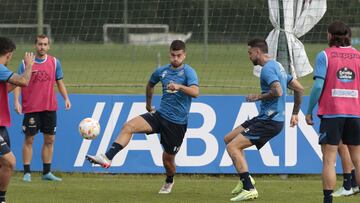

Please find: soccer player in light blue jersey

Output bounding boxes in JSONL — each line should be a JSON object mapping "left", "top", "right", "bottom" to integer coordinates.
{"left": 86, "top": 40, "right": 199, "bottom": 194}
{"left": 224, "top": 38, "right": 304, "bottom": 201}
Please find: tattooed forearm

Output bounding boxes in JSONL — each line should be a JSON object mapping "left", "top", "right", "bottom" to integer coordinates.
{"left": 259, "top": 81, "right": 282, "bottom": 100}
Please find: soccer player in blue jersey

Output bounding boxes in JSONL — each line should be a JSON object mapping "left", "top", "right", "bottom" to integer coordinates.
{"left": 86, "top": 40, "right": 199, "bottom": 194}
{"left": 0, "top": 37, "right": 34, "bottom": 203}
{"left": 224, "top": 38, "right": 304, "bottom": 201}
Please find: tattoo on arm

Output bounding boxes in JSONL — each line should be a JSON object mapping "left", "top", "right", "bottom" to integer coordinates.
{"left": 288, "top": 80, "right": 304, "bottom": 115}
{"left": 259, "top": 81, "right": 282, "bottom": 100}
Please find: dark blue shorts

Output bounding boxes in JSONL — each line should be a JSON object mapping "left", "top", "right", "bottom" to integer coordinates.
{"left": 141, "top": 111, "right": 187, "bottom": 155}
{"left": 319, "top": 117, "right": 360, "bottom": 145}
{"left": 0, "top": 127, "right": 11, "bottom": 157}
{"left": 241, "top": 117, "right": 284, "bottom": 149}
{"left": 23, "top": 111, "right": 57, "bottom": 135}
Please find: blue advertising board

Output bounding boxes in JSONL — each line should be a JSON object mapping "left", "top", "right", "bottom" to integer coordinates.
{"left": 7, "top": 94, "right": 333, "bottom": 174}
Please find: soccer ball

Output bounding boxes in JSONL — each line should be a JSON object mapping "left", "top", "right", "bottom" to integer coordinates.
{"left": 78, "top": 118, "right": 101, "bottom": 140}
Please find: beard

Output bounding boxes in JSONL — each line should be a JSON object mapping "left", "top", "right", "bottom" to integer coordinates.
{"left": 252, "top": 59, "right": 259, "bottom": 66}
{"left": 171, "top": 61, "right": 183, "bottom": 68}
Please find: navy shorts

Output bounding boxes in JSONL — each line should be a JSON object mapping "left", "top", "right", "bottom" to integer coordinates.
{"left": 0, "top": 127, "right": 11, "bottom": 157}
{"left": 23, "top": 111, "right": 57, "bottom": 136}
{"left": 319, "top": 117, "right": 360, "bottom": 145}
{"left": 141, "top": 111, "right": 187, "bottom": 155}
{"left": 241, "top": 117, "right": 284, "bottom": 149}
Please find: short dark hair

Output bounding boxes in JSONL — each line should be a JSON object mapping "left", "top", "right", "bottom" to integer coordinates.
{"left": 0, "top": 37, "right": 16, "bottom": 56}
{"left": 35, "top": 34, "right": 50, "bottom": 44}
{"left": 170, "top": 40, "right": 185, "bottom": 51}
{"left": 328, "top": 21, "right": 351, "bottom": 47}
{"left": 247, "top": 38, "right": 268, "bottom": 53}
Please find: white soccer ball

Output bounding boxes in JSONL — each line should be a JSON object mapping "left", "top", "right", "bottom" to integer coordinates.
{"left": 78, "top": 118, "right": 101, "bottom": 140}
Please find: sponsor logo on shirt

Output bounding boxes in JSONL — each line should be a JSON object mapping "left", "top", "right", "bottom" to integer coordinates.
{"left": 332, "top": 88, "right": 358, "bottom": 98}
{"left": 337, "top": 67, "right": 355, "bottom": 83}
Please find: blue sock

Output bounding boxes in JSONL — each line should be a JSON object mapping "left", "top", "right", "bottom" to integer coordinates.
{"left": 323, "top": 190, "right": 333, "bottom": 203}
{"left": 351, "top": 169, "right": 357, "bottom": 187}
{"left": 239, "top": 172, "right": 254, "bottom": 190}
{"left": 343, "top": 173, "right": 352, "bottom": 190}
{"left": 105, "top": 142, "right": 123, "bottom": 160}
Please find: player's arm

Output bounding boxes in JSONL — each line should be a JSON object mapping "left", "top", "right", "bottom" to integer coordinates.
{"left": 287, "top": 79, "right": 304, "bottom": 115}
{"left": 287, "top": 78, "right": 304, "bottom": 127}
{"left": 167, "top": 83, "right": 199, "bottom": 98}
{"left": 306, "top": 78, "right": 324, "bottom": 125}
{"left": 13, "top": 87, "right": 22, "bottom": 114}
{"left": 305, "top": 51, "right": 327, "bottom": 125}
{"left": 56, "top": 79, "right": 71, "bottom": 110}
{"left": 7, "top": 52, "right": 35, "bottom": 89}
{"left": 146, "top": 81, "right": 155, "bottom": 112}
{"left": 246, "top": 81, "right": 282, "bottom": 102}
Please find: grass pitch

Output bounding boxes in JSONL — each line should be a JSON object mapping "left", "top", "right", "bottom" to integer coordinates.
{"left": 7, "top": 173, "right": 360, "bottom": 203}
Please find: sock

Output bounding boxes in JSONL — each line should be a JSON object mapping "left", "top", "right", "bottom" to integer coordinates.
{"left": 343, "top": 173, "right": 352, "bottom": 190}
{"left": 0, "top": 191, "right": 6, "bottom": 202}
{"left": 239, "top": 172, "right": 254, "bottom": 190}
{"left": 105, "top": 142, "right": 123, "bottom": 160}
{"left": 351, "top": 169, "right": 357, "bottom": 187}
{"left": 24, "top": 164, "right": 31, "bottom": 174}
{"left": 323, "top": 190, "right": 333, "bottom": 203}
{"left": 43, "top": 163, "right": 51, "bottom": 175}
{"left": 165, "top": 175, "right": 174, "bottom": 183}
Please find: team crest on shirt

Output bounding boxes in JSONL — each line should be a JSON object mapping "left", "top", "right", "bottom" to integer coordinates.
{"left": 177, "top": 70, "right": 184, "bottom": 77}
{"left": 337, "top": 67, "right": 355, "bottom": 83}
{"left": 161, "top": 71, "right": 167, "bottom": 79}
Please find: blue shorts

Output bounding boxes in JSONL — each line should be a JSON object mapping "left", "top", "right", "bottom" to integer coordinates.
{"left": 241, "top": 117, "right": 284, "bottom": 149}
{"left": 23, "top": 111, "right": 57, "bottom": 136}
{"left": 141, "top": 111, "right": 187, "bottom": 155}
{"left": 0, "top": 127, "right": 11, "bottom": 157}
{"left": 319, "top": 117, "right": 360, "bottom": 145}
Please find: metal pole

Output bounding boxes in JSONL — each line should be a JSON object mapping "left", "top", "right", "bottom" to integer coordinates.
{"left": 203, "top": 0, "right": 209, "bottom": 63}
{"left": 37, "top": 0, "right": 44, "bottom": 35}
{"left": 123, "top": 0, "right": 128, "bottom": 44}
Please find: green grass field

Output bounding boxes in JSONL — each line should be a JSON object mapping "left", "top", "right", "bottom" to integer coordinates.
{"left": 7, "top": 173, "right": 360, "bottom": 203}
{"left": 9, "top": 43, "right": 359, "bottom": 95}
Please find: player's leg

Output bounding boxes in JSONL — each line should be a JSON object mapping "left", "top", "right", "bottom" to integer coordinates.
{"left": 224, "top": 125, "right": 245, "bottom": 144}
{"left": 40, "top": 111, "right": 61, "bottom": 181}
{"left": 321, "top": 144, "right": 339, "bottom": 201}
{"left": 158, "top": 152, "right": 176, "bottom": 194}
{"left": 0, "top": 152, "right": 16, "bottom": 203}
{"left": 21, "top": 113, "right": 39, "bottom": 182}
{"left": 332, "top": 143, "right": 355, "bottom": 197}
{"left": 225, "top": 125, "right": 255, "bottom": 195}
{"left": 0, "top": 128, "right": 16, "bottom": 203}
{"left": 157, "top": 115, "right": 186, "bottom": 194}
{"left": 319, "top": 117, "right": 345, "bottom": 203}
{"left": 343, "top": 118, "right": 360, "bottom": 192}
{"left": 348, "top": 146, "right": 360, "bottom": 187}
{"left": 86, "top": 112, "right": 155, "bottom": 168}
{"left": 22, "top": 134, "right": 34, "bottom": 182}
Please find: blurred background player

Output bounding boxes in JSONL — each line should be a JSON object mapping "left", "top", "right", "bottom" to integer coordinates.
{"left": 331, "top": 143, "right": 359, "bottom": 197}
{"left": 86, "top": 40, "right": 199, "bottom": 194}
{"left": 14, "top": 34, "right": 71, "bottom": 182}
{"left": 305, "top": 21, "right": 360, "bottom": 203}
{"left": 0, "top": 37, "right": 34, "bottom": 203}
{"left": 224, "top": 38, "right": 304, "bottom": 201}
